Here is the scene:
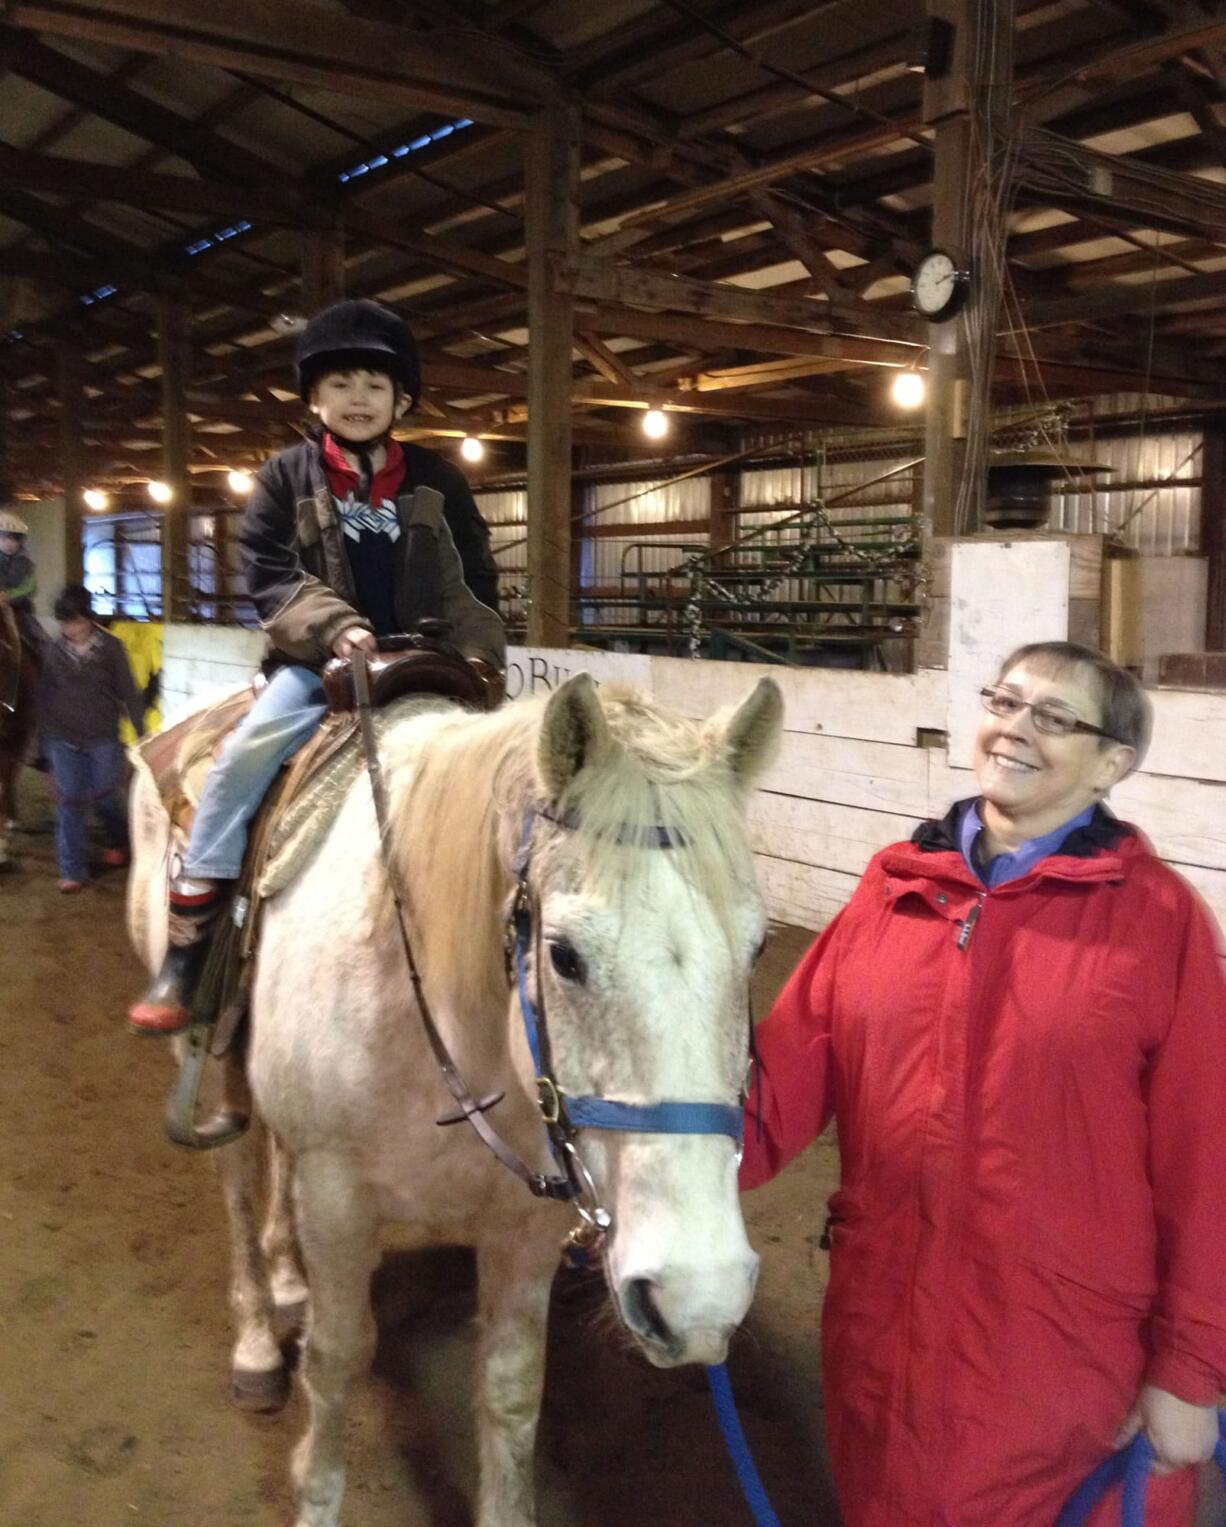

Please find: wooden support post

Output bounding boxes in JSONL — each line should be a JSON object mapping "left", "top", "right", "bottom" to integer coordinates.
{"left": 301, "top": 217, "right": 345, "bottom": 313}
{"left": 524, "top": 102, "right": 579, "bottom": 649}
{"left": 1203, "top": 424, "right": 1226, "bottom": 651}
{"left": 709, "top": 469, "right": 739, "bottom": 565}
{"left": 921, "top": 0, "right": 1014, "bottom": 538}
{"left": 156, "top": 289, "right": 192, "bottom": 621}
{"left": 59, "top": 338, "right": 85, "bottom": 583}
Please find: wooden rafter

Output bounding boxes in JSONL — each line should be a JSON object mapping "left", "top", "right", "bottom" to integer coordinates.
{"left": 6, "top": 0, "right": 554, "bottom": 128}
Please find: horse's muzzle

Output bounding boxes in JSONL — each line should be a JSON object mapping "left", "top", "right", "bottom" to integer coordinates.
{"left": 617, "top": 1260, "right": 757, "bottom": 1368}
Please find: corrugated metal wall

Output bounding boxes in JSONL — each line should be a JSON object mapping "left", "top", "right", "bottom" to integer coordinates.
{"left": 477, "top": 412, "right": 1204, "bottom": 629}
{"left": 477, "top": 487, "right": 528, "bottom": 623}
{"left": 1048, "top": 430, "right": 1202, "bottom": 554}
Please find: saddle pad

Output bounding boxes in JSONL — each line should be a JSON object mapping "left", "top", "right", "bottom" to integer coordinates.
{"left": 258, "top": 693, "right": 456, "bottom": 898}
{"left": 131, "top": 685, "right": 258, "bottom": 835}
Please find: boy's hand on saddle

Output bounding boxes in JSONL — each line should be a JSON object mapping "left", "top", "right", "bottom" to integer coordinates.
{"left": 1113, "top": 1384, "right": 1221, "bottom": 1474}
{"left": 332, "top": 627, "right": 377, "bottom": 659}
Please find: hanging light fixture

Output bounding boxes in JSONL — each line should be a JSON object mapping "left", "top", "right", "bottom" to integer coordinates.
{"left": 227, "top": 470, "right": 254, "bottom": 495}
{"left": 642, "top": 408, "right": 669, "bottom": 440}
{"left": 460, "top": 435, "right": 485, "bottom": 463}
{"left": 147, "top": 480, "right": 173, "bottom": 505}
{"left": 890, "top": 368, "right": 926, "bottom": 409}
{"left": 83, "top": 488, "right": 110, "bottom": 511}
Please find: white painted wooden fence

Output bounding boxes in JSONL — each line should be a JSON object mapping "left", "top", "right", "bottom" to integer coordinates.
{"left": 160, "top": 629, "right": 1226, "bottom": 947}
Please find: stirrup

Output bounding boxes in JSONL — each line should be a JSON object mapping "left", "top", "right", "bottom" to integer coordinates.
{"left": 165, "top": 1024, "right": 249, "bottom": 1151}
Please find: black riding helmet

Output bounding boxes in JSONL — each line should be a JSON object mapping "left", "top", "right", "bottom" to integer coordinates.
{"left": 295, "top": 299, "right": 421, "bottom": 409}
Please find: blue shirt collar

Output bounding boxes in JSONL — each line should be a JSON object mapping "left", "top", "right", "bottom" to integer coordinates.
{"left": 958, "top": 799, "right": 1098, "bottom": 889}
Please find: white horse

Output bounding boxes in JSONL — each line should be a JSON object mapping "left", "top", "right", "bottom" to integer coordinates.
{"left": 127, "top": 672, "right": 783, "bottom": 1527}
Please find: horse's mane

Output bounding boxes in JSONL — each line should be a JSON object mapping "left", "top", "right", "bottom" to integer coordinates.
{"left": 376, "top": 684, "right": 758, "bottom": 1015}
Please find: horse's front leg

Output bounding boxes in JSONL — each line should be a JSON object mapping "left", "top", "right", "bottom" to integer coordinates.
{"left": 473, "top": 1229, "right": 560, "bottom": 1527}
{"left": 290, "top": 1150, "right": 379, "bottom": 1527}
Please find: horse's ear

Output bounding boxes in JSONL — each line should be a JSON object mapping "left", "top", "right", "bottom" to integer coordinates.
{"left": 716, "top": 677, "right": 783, "bottom": 787}
{"left": 537, "top": 673, "right": 615, "bottom": 798}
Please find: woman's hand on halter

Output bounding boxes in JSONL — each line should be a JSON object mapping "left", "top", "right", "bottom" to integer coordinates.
{"left": 332, "top": 627, "right": 377, "bottom": 659}
{"left": 1112, "top": 1383, "right": 1221, "bottom": 1474}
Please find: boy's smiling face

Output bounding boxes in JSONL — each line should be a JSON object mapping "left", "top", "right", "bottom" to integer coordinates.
{"left": 309, "top": 367, "right": 406, "bottom": 443}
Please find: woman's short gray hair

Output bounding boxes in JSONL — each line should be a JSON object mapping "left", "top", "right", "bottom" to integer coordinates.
{"left": 996, "top": 641, "right": 1152, "bottom": 765}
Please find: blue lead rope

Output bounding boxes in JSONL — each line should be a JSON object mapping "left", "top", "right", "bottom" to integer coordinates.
{"left": 1057, "top": 1410, "right": 1226, "bottom": 1527}
{"left": 706, "top": 1362, "right": 782, "bottom": 1527}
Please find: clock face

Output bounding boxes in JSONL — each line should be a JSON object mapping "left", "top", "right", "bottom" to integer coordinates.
{"left": 913, "top": 250, "right": 963, "bottom": 318}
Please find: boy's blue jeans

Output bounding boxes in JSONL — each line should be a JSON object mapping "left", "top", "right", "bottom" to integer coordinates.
{"left": 184, "top": 664, "right": 327, "bottom": 881}
{"left": 45, "top": 735, "right": 128, "bottom": 882}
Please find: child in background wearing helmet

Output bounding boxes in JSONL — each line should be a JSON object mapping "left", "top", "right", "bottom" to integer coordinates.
{"left": 39, "top": 584, "right": 145, "bottom": 893}
{"left": 0, "top": 509, "right": 47, "bottom": 658}
{"left": 129, "top": 298, "right": 506, "bottom": 1035}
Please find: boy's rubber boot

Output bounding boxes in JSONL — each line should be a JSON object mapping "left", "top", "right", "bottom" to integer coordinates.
{"left": 128, "top": 880, "right": 224, "bottom": 1036}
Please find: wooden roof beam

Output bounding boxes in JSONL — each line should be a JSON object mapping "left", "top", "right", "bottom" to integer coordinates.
{"left": 575, "top": 300, "right": 920, "bottom": 368}
{"left": 553, "top": 256, "right": 924, "bottom": 345}
{"left": 1023, "top": 266, "right": 1226, "bottom": 326}
{"left": 1164, "top": 63, "right": 1226, "bottom": 171}
{"left": 7, "top": 0, "right": 554, "bottom": 129}
{"left": 0, "top": 26, "right": 290, "bottom": 191}
{"left": 1069, "top": 18, "right": 1226, "bottom": 84}
{"left": 0, "top": 146, "right": 274, "bottom": 222}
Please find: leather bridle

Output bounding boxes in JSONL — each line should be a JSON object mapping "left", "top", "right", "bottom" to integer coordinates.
{"left": 353, "top": 650, "right": 758, "bottom": 1252}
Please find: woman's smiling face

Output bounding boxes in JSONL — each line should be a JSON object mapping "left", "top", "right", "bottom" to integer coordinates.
{"left": 973, "top": 659, "right": 1134, "bottom": 837}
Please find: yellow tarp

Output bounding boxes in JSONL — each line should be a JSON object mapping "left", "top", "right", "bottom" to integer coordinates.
{"left": 111, "top": 619, "right": 163, "bottom": 740}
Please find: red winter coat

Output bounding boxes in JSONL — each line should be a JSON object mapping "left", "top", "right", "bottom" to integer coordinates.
{"left": 742, "top": 807, "right": 1226, "bottom": 1527}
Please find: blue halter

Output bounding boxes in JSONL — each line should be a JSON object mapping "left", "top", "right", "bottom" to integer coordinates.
{"left": 509, "top": 803, "right": 746, "bottom": 1158}
{"left": 1056, "top": 1411, "right": 1226, "bottom": 1527}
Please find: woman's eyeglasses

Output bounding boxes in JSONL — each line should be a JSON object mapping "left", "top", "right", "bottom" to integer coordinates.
{"left": 979, "top": 685, "right": 1123, "bottom": 743}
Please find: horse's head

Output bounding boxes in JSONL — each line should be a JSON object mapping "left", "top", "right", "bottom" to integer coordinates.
{"left": 521, "top": 673, "right": 783, "bottom": 1367}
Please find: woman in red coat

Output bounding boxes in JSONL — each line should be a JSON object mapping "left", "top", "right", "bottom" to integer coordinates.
{"left": 742, "top": 641, "right": 1226, "bottom": 1526}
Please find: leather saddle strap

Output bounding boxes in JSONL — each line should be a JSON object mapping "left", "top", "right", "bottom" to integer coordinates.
{"left": 351, "top": 650, "right": 571, "bottom": 1201}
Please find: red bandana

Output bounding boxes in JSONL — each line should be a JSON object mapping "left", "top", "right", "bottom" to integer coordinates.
{"left": 321, "top": 432, "right": 406, "bottom": 508}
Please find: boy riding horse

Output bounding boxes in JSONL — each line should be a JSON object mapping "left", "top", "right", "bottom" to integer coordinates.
{"left": 129, "top": 299, "right": 505, "bottom": 1035}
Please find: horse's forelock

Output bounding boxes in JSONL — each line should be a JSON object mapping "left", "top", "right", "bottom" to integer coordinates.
{"left": 381, "top": 687, "right": 757, "bottom": 961}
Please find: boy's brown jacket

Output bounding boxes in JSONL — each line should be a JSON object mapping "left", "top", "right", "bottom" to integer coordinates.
{"left": 239, "top": 440, "right": 505, "bottom": 670}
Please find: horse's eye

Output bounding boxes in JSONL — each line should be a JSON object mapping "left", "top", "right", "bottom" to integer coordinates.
{"left": 548, "top": 940, "right": 585, "bottom": 983}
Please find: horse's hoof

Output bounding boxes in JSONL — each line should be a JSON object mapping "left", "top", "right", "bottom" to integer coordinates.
{"left": 230, "top": 1363, "right": 290, "bottom": 1413}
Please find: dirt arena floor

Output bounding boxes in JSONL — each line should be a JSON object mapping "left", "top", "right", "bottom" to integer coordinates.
{"left": 0, "top": 775, "right": 837, "bottom": 1527}
{"left": 3, "top": 775, "right": 1222, "bottom": 1527}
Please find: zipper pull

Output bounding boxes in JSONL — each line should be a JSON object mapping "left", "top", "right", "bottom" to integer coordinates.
{"left": 956, "top": 899, "right": 983, "bottom": 951}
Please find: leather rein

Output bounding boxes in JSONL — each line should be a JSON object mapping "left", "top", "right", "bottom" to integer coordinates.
{"left": 351, "top": 651, "right": 756, "bottom": 1248}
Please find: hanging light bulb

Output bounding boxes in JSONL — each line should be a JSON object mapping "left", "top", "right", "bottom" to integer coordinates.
{"left": 642, "top": 408, "right": 669, "bottom": 440}
{"left": 891, "top": 370, "right": 926, "bottom": 409}
{"left": 83, "top": 488, "right": 110, "bottom": 512}
{"left": 460, "top": 435, "right": 485, "bottom": 463}
{"left": 227, "top": 470, "right": 254, "bottom": 495}
{"left": 147, "top": 480, "right": 173, "bottom": 504}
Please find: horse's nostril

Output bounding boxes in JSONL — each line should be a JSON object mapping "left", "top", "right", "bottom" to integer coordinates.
{"left": 623, "top": 1276, "right": 673, "bottom": 1347}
